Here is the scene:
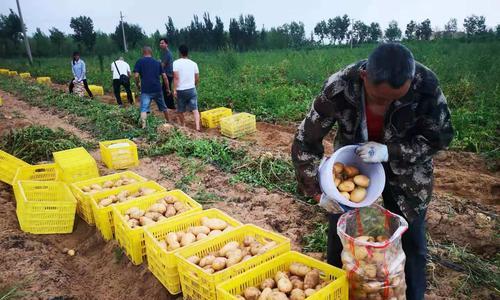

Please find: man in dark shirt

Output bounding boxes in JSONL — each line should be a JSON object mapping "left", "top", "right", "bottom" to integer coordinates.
{"left": 159, "top": 38, "right": 176, "bottom": 121}
{"left": 134, "top": 46, "right": 170, "bottom": 128}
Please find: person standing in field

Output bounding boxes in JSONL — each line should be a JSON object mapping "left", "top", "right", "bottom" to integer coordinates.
{"left": 159, "top": 38, "right": 176, "bottom": 121}
{"left": 291, "top": 43, "right": 453, "bottom": 300}
{"left": 133, "top": 46, "right": 170, "bottom": 128}
{"left": 69, "top": 51, "right": 93, "bottom": 98}
{"left": 111, "top": 56, "right": 134, "bottom": 107}
{"left": 173, "top": 45, "right": 200, "bottom": 131}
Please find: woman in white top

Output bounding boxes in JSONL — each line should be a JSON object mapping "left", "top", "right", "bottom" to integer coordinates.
{"left": 69, "top": 51, "right": 93, "bottom": 98}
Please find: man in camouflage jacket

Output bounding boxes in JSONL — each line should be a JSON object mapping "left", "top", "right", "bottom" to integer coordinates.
{"left": 291, "top": 43, "right": 453, "bottom": 300}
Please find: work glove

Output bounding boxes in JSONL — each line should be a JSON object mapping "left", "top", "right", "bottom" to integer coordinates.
{"left": 356, "top": 142, "right": 389, "bottom": 163}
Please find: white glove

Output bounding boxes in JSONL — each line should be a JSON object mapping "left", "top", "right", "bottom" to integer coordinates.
{"left": 319, "top": 193, "right": 345, "bottom": 213}
{"left": 356, "top": 142, "right": 389, "bottom": 163}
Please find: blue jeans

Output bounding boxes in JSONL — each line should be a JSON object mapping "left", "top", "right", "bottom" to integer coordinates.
{"left": 176, "top": 88, "right": 198, "bottom": 112}
{"left": 140, "top": 91, "right": 167, "bottom": 113}
{"left": 327, "top": 187, "right": 427, "bottom": 300}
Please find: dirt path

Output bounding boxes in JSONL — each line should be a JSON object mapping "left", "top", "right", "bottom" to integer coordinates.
{"left": 0, "top": 87, "right": 499, "bottom": 299}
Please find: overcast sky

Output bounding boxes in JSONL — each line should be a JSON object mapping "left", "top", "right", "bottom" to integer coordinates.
{"left": 1, "top": 0, "right": 499, "bottom": 35}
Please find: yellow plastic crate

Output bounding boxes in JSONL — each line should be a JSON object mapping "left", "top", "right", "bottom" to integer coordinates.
{"left": 144, "top": 208, "right": 243, "bottom": 294}
{"left": 0, "top": 68, "right": 9, "bottom": 75}
{"left": 120, "top": 91, "right": 135, "bottom": 103}
{"left": 13, "top": 164, "right": 61, "bottom": 204}
{"left": 201, "top": 107, "right": 233, "bottom": 128}
{"left": 15, "top": 180, "right": 77, "bottom": 234}
{"left": 53, "top": 147, "right": 99, "bottom": 183}
{"left": 113, "top": 190, "right": 202, "bottom": 265}
{"left": 99, "top": 139, "right": 139, "bottom": 170}
{"left": 19, "top": 72, "right": 31, "bottom": 78}
{"left": 0, "top": 96, "right": 2, "bottom": 106}
{"left": 8, "top": 71, "right": 18, "bottom": 76}
{"left": 220, "top": 113, "right": 257, "bottom": 139}
{"left": 88, "top": 85, "right": 104, "bottom": 96}
{"left": 176, "top": 224, "right": 291, "bottom": 300}
{"left": 90, "top": 181, "right": 166, "bottom": 241}
{"left": 0, "top": 149, "right": 30, "bottom": 185}
{"left": 36, "top": 77, "right": 52, "bottom": 85}
{"left": 70, "top": 171, "right": 147, "bottom": 225}
{"left": 217, "top": 251, "right": 348, "bottom": 300}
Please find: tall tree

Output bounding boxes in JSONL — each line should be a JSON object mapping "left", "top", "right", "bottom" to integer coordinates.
{"left": 289, "top": 21, "right": 305, "bottom": 48}
{"left": 385, "top": 20, "right": 402, "bottom": 41}
{"left": 49, "top": 27, "right": 65, "bottom": 54}
{"left": 0, "top": 8, "right": 23, "bottom": 55}
{"left": 496, "top": 24, "right": 500, "bottom": 38}
{"left": 229, "top": 18, "right": 240, "bottom": 49}
{"left": 314, "top": 20, "right": 327, "bottom": 44}
{"left": 112, "top": 22, "right": 145, "bottom": 51}
{"left": 368, "top": 22, "right": 382, "bottom": 42}
{"left": 352, "top": 20, "right": 370, "bottom": 44}
{"left": 165, "top": 17, "right": 178, "bottom": 46}
{"left": 338, "top": 14, "right": 350, "bottom": 44}
{"left": 444, "top": 18, "right": 458, "bottom": 37}
{"left": 416, "top": 19, "right": 432, "bottom": 40}
{"left": 464, "top": 15, "right": 487, "bottom": 37}
{"left": 405, "top": 21, "right": 417, "bottom": 40}
{"left": 213, "top": 16, "right": 225, "bottom": 49}
{"left": 70, "top": 15, "right": 96, "bottom": 51}
{"left": 32, "top": 27, "right": 51, "bottom": 56}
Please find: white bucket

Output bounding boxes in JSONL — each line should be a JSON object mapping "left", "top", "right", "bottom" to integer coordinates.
{"left": 319, "top": 145, "right": 386, "bottom": 208}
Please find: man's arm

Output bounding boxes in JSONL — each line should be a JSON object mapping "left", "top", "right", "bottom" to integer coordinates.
{"left": 195, "top": 73, "right": 199, "bottom": 86}
{"left": 134, "top": 72, "right": 141, "bottom": 91}
{"left": 173, "top": 71, "right": 179, "bottom": 97}
{"left": 162, "top": 73, "right": 170, "bottom": 93}
{"left": 387, "top": 89, "right": 453, "bottom": 166}
{"left": 291, "top": 91, "right": 337, "bottom": 198}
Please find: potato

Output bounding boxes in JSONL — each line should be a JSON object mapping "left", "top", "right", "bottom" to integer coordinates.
{"left": 212, "top": 257, "right": 227, "bottom": 271}
{"left": 208, "top": 230, "right": 222, "bottom": 237}
{"left": 187, "top": 255, "right": 200, "bottom": 264}
{"left": 166, "top": 232, "right": 178, "bottom": 246}
{"left": 364, "top": 264, "right": 377, "bottom": 279}
{"left": 355, "top": 235, "right": 374, "bottom": 243}
{"left": 190, "top": 226, "right": 211, "bottom": 236}
{"left": 103, "top": 180, "right": 114, "bottom": 188}
{"left": 165, "top": 205, "right": 177, "bottom": 217}
{"left": 173, "top": 201, "right": 186, "bottom": 211}
{"left": 227, "top": 255, "right": 243, "bottom": 267}
{"left": 257, "top": 241, "right": 277, "bottom": 255}
{"left": 99, "top": 198, "right": 113, "bottom": 207}
{"left": 236, "top": 296, "right": 246, "bottom": 300}
{"left": 202, "top": 217, "right": 228, "bottom": 230}
{"left": 290, "top": 288, "right": 306, "bottom": 300}
{"left": 226, "top": 249, "right": 243, "bottom": 258}
{"left": 139, "top": 187, "right": 155, "bottom": 195}
{"left": 274, "top": 271, "right": 288, "bottom": 283}
{"left": 289, "top": 262, "right": 311, "bottom": 277}
{"left": 199, "top": 255, "right": 216, "bottom": 267}
{"left": 362, "top": 281, "right": 383, "bottom": 293}
{"left": 333, "top": 162, "right": 344, "bottom": 175}
{"left": 350, "top": 187, "right": 367, "bottom": 203}
{"left": 376, "top": 235, "right": 389, "bottom": 243}
{"left": 370, "top": 252, "right": 385, "bottom": 264}
{"left": 219, "top": 241, "right": 240, "bottom": 256}
{"left": 223, "top": 226, "right": 234, "bottom": 232}
{"left": 90, "top": 184, "right": 102, "bottom": 191}
{"left": 129, "top": 208, "right": 145, "bottom": 219}
{"left": 82, "top": 186, "right": 91, "bottom": 192}
{"left": 260, "top": 278, "right": 276, "bottom": 290}
{"left": 180, "top": 232, "right": 196, "bottom": 247}
{"left": 353, "top": 175, "right": 370, "bottom": 188}
{"left": 176, "top": 231, "right": 186, "bottom": 242}
{"left": 243, "top": 287, "right": 261, "bottom": 300}
{"left": 258, "top": 288, "right": 273, "bottom": 300}
{"left": 144, "top": 212, "right": 162, "bottom": 221}
{"left": 139, "top": 216, "right": 155, "bottom": 226}
{"left": 334, "top": 177, "right": 341, "bottom": 187}
{"left": 354, "top": 246, "right": 368, "bottom": 260}
{"left": 148, "top": 203, "right": 167, "bottom": 214}
{"left": 290, "top": 278, "right": 304, "bottom": 290}
{"left": 158, "top": 240, "right": 167, "bottom": 250}
{"left": 303, "top": 269, "right": 320, "bottom": 290}
{"left": 243, "top": 236, "right": 256, "bottom": 247}
{"left": 127, "top": 219, "right": 139, "bottom": 228}
{"left": 196, "top": 233, "right": 208, "bottom": 241}
{"left": 250, "top": 244, "right": 262, "bottom": 256}
{"left": 277, "top": 277, "right": 293, "bottom": 293}
{"left": 344, "top": 165, "right": 360, "bottom": 177}
{"left": 241, "top": 255, "right": 253, "bottom": 262}
{"left": 304, "top": 288, "right": 316, "bottom": 297}
{"left": 203, "top": 267, "right": 215, "bottom": 274}
{"left": 268, "top": 291, "right": 288, "bottom": 300}
{"left": 164, "top": 195, "right": 177, "bottom": 204}
{"left": 340, "top": 192, "right": 351, "bottom": 200}
{"left": 338, "top": 181, "right": 355, "bottom": 192}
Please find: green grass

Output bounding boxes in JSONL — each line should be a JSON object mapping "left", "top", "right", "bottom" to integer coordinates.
{"left": 302, "top": 222, "right": 328, "bottom": 253}
{"left": 0, "top": 125, "right": 93, "bottom": 164}
{"left": 1, "top": 40, "right": 498, "bottom": 158}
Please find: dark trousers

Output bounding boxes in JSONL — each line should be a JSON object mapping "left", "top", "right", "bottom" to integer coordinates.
{"left": 69, "top": 78, "right": 93, "bottom": 97}
{"left": 162, "top": 75, "right": 175, "bottom": 109}
{"left": 327, "top": 186, "right": 428, "bottom": 300}
{"left": 112, "top": 79, "right": 133, "bottom": 105}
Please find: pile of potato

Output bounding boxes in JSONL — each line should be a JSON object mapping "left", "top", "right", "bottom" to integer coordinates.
{"left": 238, "top": 263, "right": 330, "bottom": 300}
{"left": 157, "top": 217, "right": 234, "bottom": 251}
{"left": 97, "top": 187, "right": 157, "bottom": 207}
{"left": 184, "top": 236, "right": 278, "bottom": 274}
{"left": 333, "top": 162, "right": 370, "bottom": 203}
{"left": 341, "top": 235, "right": 406, "bottom": 300}
{"left": 122, "top": 195, "right": 191, "bottom": 228}
{"left": 81, "top": 175, "right": 138, "bottom": 194}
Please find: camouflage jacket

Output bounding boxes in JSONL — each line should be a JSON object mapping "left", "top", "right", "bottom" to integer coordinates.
{"left": 291, "top": 60, "right": 454, "bottom": 221}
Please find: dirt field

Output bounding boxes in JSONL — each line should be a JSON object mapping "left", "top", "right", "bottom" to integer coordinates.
{"left": 0, "top": 87, "right": 498, "bottom": 300}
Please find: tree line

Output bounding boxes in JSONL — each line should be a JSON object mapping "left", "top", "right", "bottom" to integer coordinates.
{"left": 0, "top": 8, "right": 499, "bottom": 58}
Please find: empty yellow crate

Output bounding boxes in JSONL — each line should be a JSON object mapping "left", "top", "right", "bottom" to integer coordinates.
{"left": 13, "top": 164, "right": 61, "bottom": 204}
{"left": 99, "top": 139, "right": 139, "bottom": 170}
{"left": 8, "top": 71, "right": 18, "bottom": 76}
{"left": 36, "top": 77, "right": 51, "bottom": 84}
{"left": 53, "top": 147, "right": 99, "bottom": 183}
{"left": 16, "top": 180, "right": 77, "bottom": 234}
{"left": 0, "top": 149, "right": 30, "bottom": 185}
{"left": 113, "top": 190, "right": 202, "bottom": 265}
{"left": 70, "top": 171, "right": 147, "bottom": 225}
{"left": 217, "top": 251, "right": 348, "bottom": 300}
{"left": 88, "top": 85, "right": 104, "bottom": 96}
{"left": 144, "top": 208, "right": 243, "bottom": 294}
{"left": 201, "top": 107, "right": 233, "bottom": 128}
{"left": 176, "top": 224, "right": 291, "bottom": 300}
{"left": 220, "top": 113, "right": 256, "bottom": 138}
{"left": 0, "top": 68, "right": 9, "bottom": 75}
{"left": 120, "top": 91, "right": 135, "bottom": 103}
{"left": 19, "top": 72, "right": 31, "bottom": 78}
{"left": 90, "top": 181, "right": 166, "bottom": 241}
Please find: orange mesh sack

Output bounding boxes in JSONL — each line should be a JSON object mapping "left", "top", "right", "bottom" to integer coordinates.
{"left": 337, "top": 204, "right": 408, "bottom": 300}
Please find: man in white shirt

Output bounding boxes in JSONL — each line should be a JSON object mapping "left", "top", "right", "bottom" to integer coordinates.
{"left": 111, "top": 57, "right": 133, "bottom": 106}
{"left": 173, "top": 45, "right": 200, "bottom": 131}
